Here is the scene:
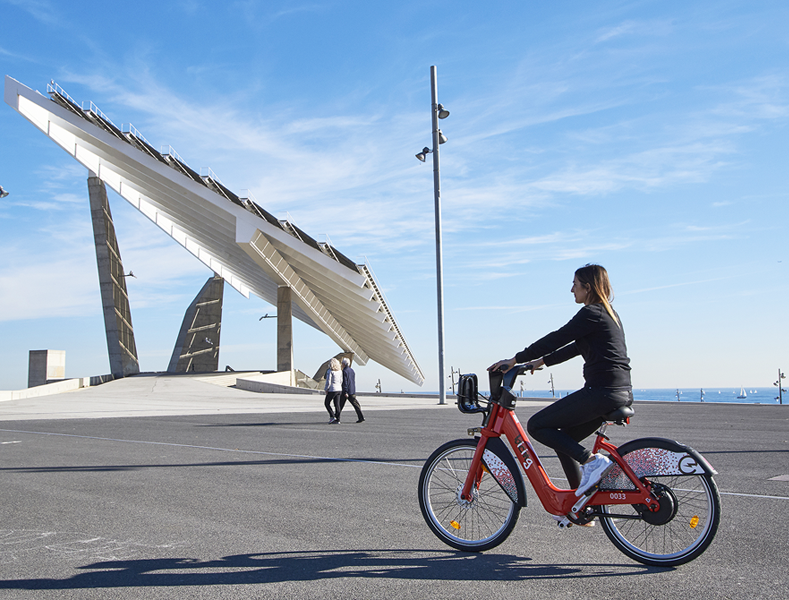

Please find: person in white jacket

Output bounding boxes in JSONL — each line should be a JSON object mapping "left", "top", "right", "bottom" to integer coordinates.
{"left": 324, "top": 358, "right": 343, "bottom": 423}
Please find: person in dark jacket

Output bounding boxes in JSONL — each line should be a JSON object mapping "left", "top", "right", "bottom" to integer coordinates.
{"left": 339, "top": 357, "right": 365, "bottom": 423}
{"left": 489, "top": 264, "right": 632, "bottom": 498}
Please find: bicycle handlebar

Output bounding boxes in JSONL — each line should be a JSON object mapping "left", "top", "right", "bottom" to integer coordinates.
{"left": 488, "top": 363, "right": 540, "bottom": 408}
{"left": 492, "top": 363, "right": 538, "bottom": 389}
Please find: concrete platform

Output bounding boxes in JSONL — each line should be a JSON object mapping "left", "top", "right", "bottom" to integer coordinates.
{"left": 0, "top": 373, "right": 503, "bottom": 421}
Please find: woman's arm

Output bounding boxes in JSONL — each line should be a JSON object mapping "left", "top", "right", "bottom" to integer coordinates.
{"left": 542, "top": 342, "right": 581, "bottom": 367}
{"left": 489, "top": 305, "right": 598, "bottom": 373}
{"left": 514, "top": 306, "right": 598, "bottom": 363}
{"left": 488, "top": 356, "right": 545, "bottom": 373}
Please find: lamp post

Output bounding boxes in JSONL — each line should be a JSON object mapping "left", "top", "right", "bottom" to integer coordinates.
{"left": 416, "top": 66, "right": 450, "bottom": 405}
{"left": 775, "top": 369, "right": 786, "bottom": 405}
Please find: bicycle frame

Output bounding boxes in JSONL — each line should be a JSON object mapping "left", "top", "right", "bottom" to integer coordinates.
{"left": 460, "top": 400, "right": 661, "bottom": 518}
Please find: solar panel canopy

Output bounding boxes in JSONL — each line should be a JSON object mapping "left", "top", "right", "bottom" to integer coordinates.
{"left": 5, "top": 75, "right": 424, "bottom": 386}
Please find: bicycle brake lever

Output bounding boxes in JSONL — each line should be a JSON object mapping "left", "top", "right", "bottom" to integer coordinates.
{"left": 519, "top": 364, "right": 543, "bottom": 375}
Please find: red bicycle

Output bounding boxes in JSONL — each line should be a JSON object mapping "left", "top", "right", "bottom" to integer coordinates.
{"left": 418, "top": 366, "right": 721, "bottom": 567}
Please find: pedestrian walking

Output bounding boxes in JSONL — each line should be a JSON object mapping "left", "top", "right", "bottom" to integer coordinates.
{"left": 339, "top": 357, "right": 364, "bottom": 423}
{"left": 324, "top": 358, "right": 343, "bottom": 423}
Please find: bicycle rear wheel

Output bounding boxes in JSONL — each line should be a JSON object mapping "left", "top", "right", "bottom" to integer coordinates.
{"left": 600, "top": 457, "right": 721, "bottom": 567}
{"left": 418, "top": 439, "right": 519, "bottom": 552}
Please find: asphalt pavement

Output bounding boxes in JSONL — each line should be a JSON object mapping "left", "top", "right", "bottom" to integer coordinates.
{"left": 0, "top": 374, "right": 787, "bottom": 599}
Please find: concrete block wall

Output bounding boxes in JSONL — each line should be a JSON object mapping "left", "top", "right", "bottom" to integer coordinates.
{"left": 28, "top": 349, "right": 66, "bottom": 388}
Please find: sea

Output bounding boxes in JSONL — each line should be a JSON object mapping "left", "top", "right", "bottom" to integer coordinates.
{"left": 514, "top": 387, "right": 784, "bottom": 405}
{"left": 409, "top": 387, "right": 784, "bottom": 405}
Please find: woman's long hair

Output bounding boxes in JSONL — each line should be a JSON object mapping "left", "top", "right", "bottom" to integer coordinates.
{"left": 575, "top": 264, "right": 620, "bottom": 326}
{"left": 330, "top": 358, "right": 342, "bottom": 371}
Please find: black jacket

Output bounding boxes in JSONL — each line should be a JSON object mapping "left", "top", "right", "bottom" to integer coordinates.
{"left": 514, "top": 303, "right": 631, "bottom": 388}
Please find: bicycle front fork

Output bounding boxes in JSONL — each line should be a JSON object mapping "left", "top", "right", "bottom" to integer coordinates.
{"left": 460, "top": 433, "right": 491, "bottom": 501}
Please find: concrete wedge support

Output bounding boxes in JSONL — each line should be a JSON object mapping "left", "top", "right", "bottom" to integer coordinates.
{"left": 88, "top": 176, "right": 140, "bottom": 377}
{"left": 168, "top": 276, "right": 224, "bottom": 373}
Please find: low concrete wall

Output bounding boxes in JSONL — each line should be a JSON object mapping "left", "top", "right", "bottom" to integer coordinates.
{"left": 236, "top": 372, "right": 320, "bottom": 395}
{"left": 0, "top": 377, "right": 92, "bottom": 402}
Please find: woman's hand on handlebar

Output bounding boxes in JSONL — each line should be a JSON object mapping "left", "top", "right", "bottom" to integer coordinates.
{"left": 488, "top": 358, "right": 516, "bottom": 373}
{"left": 488, "top": 357, "right": 545, "bottom": 374}
{"left": 523, "top": 358, "right": 545, "bottom": 373}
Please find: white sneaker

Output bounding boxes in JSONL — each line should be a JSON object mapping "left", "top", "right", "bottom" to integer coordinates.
{"left": 575, "top": 453, "right": 613, "bottom": 497}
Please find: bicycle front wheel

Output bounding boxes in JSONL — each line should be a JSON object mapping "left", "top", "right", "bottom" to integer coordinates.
{"left": 600, "top": 460, "right": 721, "bottom": 567}
{"left": 418, "top": 439, "right": 519, "bottom": 552}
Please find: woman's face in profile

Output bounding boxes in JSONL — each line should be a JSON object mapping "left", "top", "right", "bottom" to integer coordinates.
{"left": 571, "top": 275, "right": 590, "bottom": 305}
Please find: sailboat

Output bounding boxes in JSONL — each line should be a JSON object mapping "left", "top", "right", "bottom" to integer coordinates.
{"left": 737, "top": 386, "right": 747, "bottom": 399}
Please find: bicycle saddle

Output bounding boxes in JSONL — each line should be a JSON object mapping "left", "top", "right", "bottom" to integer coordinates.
{"left": 604, "top": 405, "right": 634, "bottom": 424}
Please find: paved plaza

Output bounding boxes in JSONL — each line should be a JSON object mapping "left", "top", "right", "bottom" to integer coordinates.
{"left": 1, "top": 374, "right": 787, "bottom": 599}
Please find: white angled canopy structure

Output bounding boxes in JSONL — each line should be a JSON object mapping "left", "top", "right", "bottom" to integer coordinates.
{"left": 5, "top": 75, "right": 424, "bottom": 385}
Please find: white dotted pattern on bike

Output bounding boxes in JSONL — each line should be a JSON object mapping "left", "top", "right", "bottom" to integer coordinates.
{"left": 600, "top": 448, "right": 707, "bottom": 489}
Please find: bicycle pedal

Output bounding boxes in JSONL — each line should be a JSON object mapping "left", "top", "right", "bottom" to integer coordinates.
{"left": 572, "top": 494, "right": 592, "bottom": 514}
{"left": 553, "top": 516, "right": 574, "bottom": 529}
{"left": 583, "top": 484, "right": 599, "bottom": 497}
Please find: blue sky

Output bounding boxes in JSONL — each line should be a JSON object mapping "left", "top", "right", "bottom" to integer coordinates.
{"left": 1, "top": 0, "right": 787, "bottom": 394}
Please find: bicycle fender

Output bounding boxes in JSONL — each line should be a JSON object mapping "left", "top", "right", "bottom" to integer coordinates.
{"left": 481, "top": 436, "right": 527, "bottom": 507}
{"left": 601, "top": 437, "right": 717, "bottom": 490}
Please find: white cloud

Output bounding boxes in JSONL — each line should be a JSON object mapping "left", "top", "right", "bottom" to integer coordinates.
{"left": 0, "top": 252, "right": 98, "bottom": 321}
{"left": 593, "top": 19, "right": 674, "bottom": 44}
{"left": 595, "top": 21, "right": 639, "bottom": 44}
{"left": 707, "top": 74, "right": 789, "bottom": 121}
{"left": 3, "top": 0, "right": 62, "bottom": 27}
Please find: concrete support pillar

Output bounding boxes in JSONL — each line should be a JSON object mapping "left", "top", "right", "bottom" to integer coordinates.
{"left": 277, "top": 285, "right": 293, "bottom": 374}
{"left": 88, "top": 175, "right": 140, "bottom": 378}
{"left": 168, "top": 276, "right": 224, "bottom": 373}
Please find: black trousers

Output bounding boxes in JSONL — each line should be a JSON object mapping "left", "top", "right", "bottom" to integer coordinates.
{"left": 526, "top": 386, "right": 632, "bottom": 488}
{"left": 339, "top": 392, "right": 364, "bottom": 421}
{"left": 324, "top": 391, "right": 341, "bottom": 419}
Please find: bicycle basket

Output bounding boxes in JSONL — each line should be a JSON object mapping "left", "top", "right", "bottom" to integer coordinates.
{"left": 457, "top": 374, "right": 486, "bottom": 414}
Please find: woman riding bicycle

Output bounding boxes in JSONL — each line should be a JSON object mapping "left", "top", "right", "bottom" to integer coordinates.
{"left": 489, "top": 264, "right": 633, "bottom": 497}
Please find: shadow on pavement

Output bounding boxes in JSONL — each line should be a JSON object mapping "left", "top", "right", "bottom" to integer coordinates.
{"left": 0, "top": 548, "right": 662, "bottom": 590}
{"left": 0, "top": 454, "right": 425, "bottom": 473}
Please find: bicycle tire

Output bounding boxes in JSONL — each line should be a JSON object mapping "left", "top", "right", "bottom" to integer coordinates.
{"left": 600, "top": 444, "right": 721, "bottom": 567}
{"left": 418, "top": 438, "right": 520, "bottom": 552}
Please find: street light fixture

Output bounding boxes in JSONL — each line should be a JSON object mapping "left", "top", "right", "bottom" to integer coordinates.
{"left": 415, "top": 65, "right": 449, "bottom": 405}
{"left": 775, "top": 369, "right": 786, "bottom": 405}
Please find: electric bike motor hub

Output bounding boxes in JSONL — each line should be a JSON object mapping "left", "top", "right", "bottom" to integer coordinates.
{"left": 637, "top": 482, "right": 679, "bottom": 526}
